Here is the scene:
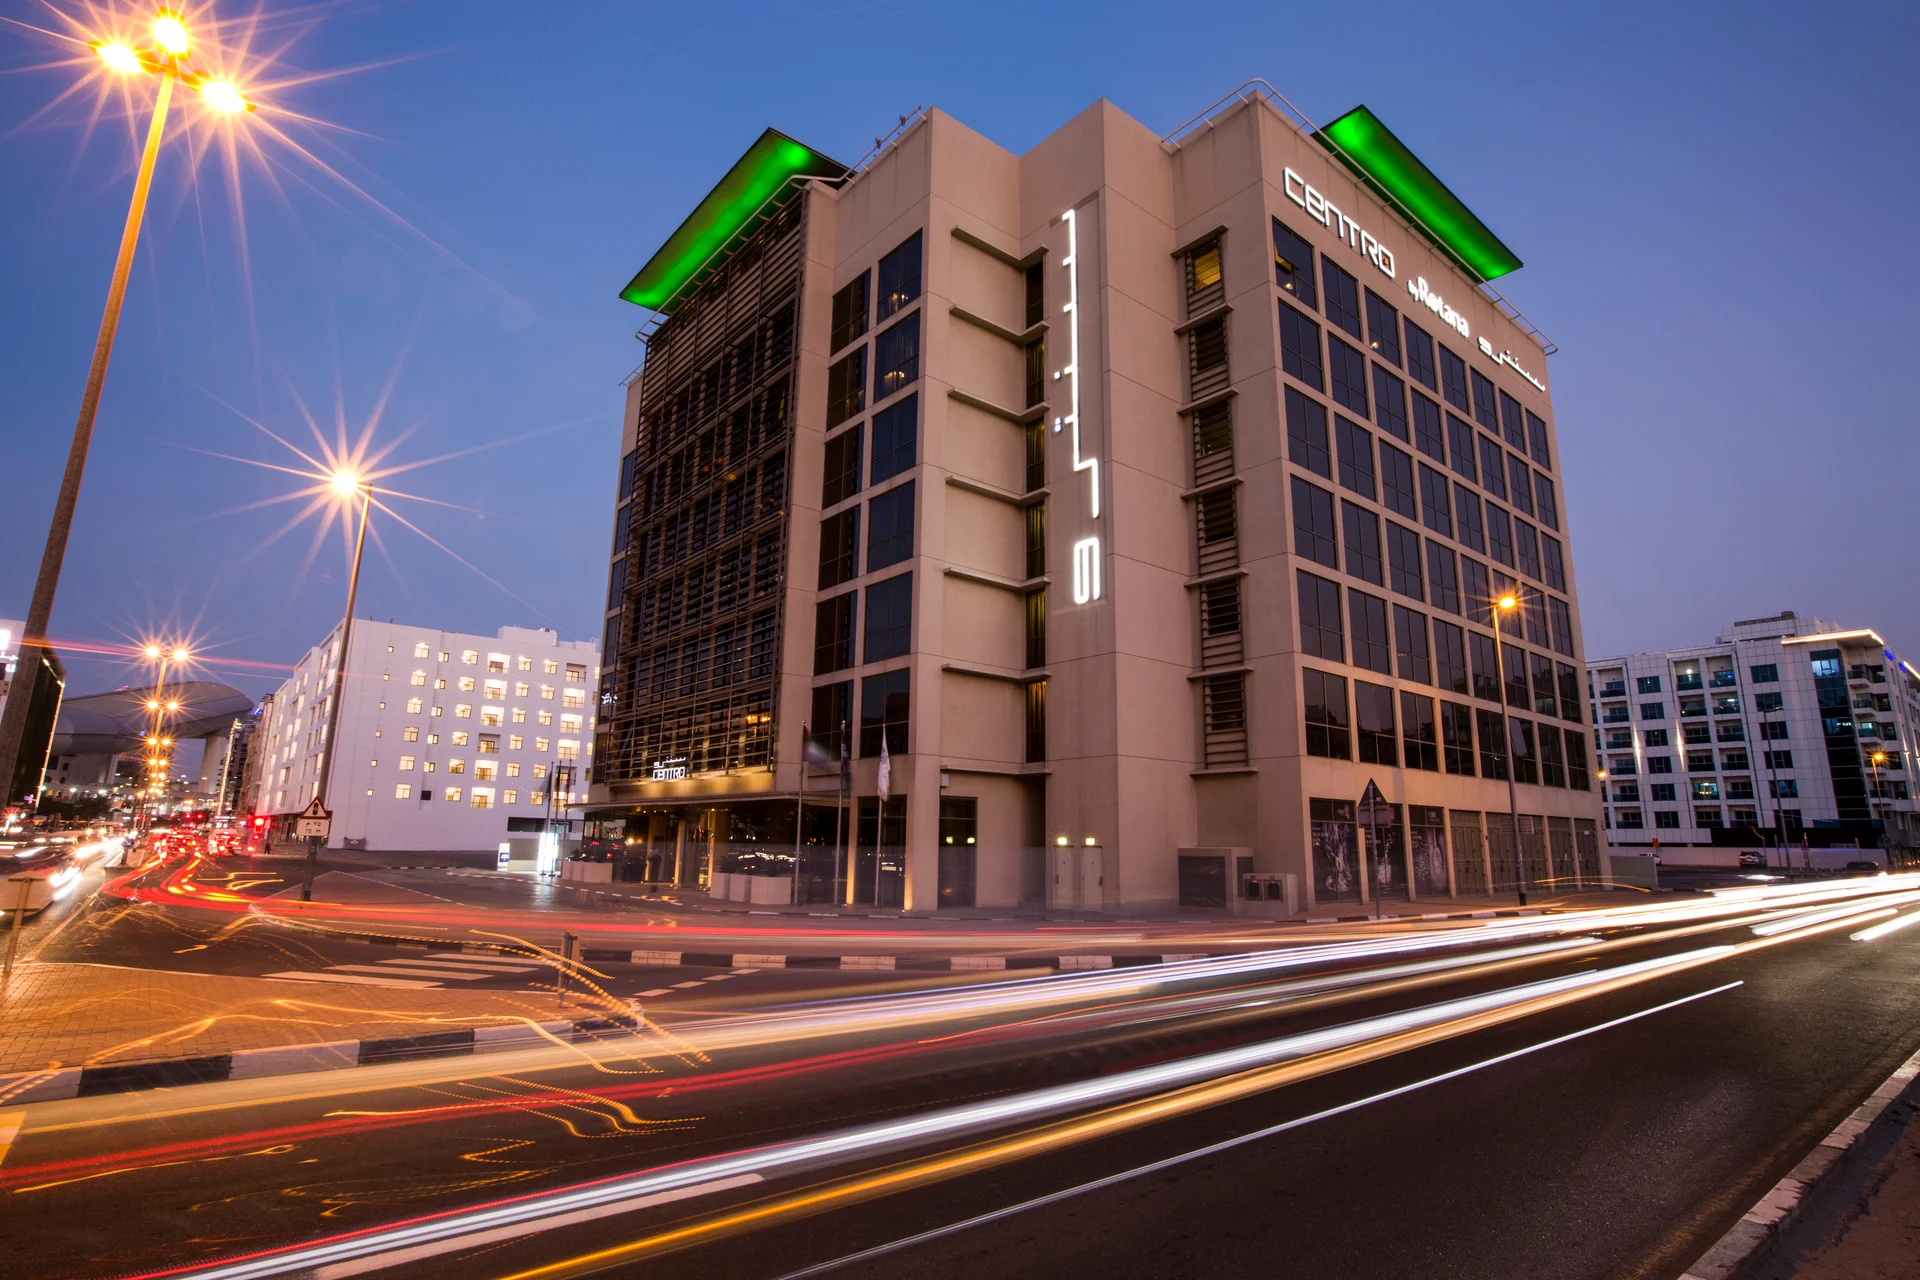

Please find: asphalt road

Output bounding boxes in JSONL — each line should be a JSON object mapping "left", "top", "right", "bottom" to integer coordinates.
{"left": 5, "top": 883, "right": 1919, "bottom": 1280}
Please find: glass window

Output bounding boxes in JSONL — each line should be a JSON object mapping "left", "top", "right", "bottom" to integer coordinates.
{"left": 1542, "top": 536, "right": 1567, "bottom": 592}
{"left": 1514, "top": 520, "right": 1542, "bottom": 582}
{"left": 1486, "top": 504, "right": 1515, "bottom": 568}
{"left": 809, "top": 681, "right": 853, "bottom": 759}
{"left": 1380, "top": 443, "right": 1418, "bottom": 520}
{"left": 1335, "top": 417, "right": 1375, "bottom": 498}
{"left": 1509, "top": 717, "right": 1538, "bottom": 785}
{"left": 1471, "top": 370, "right": 1499, "bottom": 432}
{"left": 1462, "top": 556, "right": 1492, "bottom": 626}
{"left": 1526, "top": 411, "right": 1551, "bottom": 468}
{"left": 1539, "top": 723, "right": 1567, "bottom": 787}
{"left": 1435, "top": 621, "right": 1469, "bottom": 696}
{"left": 1470, "top": 629, "right": 1501, "bottom": 702}
{"left": 1304, "top": 669, "right": 1351, "bottom": 759}
{"left": 1549, "top": 597, "right": 1576, "bottom": 658}
{"left": 859, "top": 667, "right": 911, "bottom": 755}
{"left": 866, "top": 481, "right": 915, "bottom": 572}
{"left": 1285, "top": 387, "right": 1331, "bottom": 478}
{"left": 1394, "top": 605, "right": 1431, "bottom": 683}
{"left": 1455, "top": 486, "right": 1485, "bottom": 554}
{"left": 876, "top": 230, "right": 922, "bottom": 320}
{"left": 1279, "top": 304, "right": 1323, "bottom": 391}
{"left": 1292, "top": 477, "right": 1339, "bottom": 569}
{"left": 1498, "top": 390, "right": 1527, "bottom": 450}
{"left": 1532, "top": 651, "right": 1559, "bottom": 717}
{"left": 1477, "top": 708, "right": 1509, "bottom": 779}
{"left": 1405, "top": 321, "right": 1437, "bottom": 391}
{"left": 1479, "top": 436, "right": 1507, "bottom": 501}
{"left": 1322, "top": 258, "right": 1362, "bottom": 338}
{"left": 1442, "top": 701, "right": 1475, "bottom": 775}
{"left": 394, "top": 783, "right": 412, "bottom": 799}
{"left": 1427, "top": 542, "right": 1461, "bottom": 615}
{"left": 1640, "top": 701, "right": 1666, "bottom": 720}
{"left": 826, "top": 347, "right": 866, "bottom": 429}
{"left": 1355, "top": 681, "right": 1398, "bottom": 765}
{"left": 1365, "top": 289, "right": 1402, "bottom": 365}
{"left": 870, "top": 393, "right": 917, "bottom": 485}
{"left": 1756, "top": 691, "right": 1784, "bottom": 712}
{"left": 1329, "top": 337, "right": 1369, "bottom": 417}
{"left": 874, "top": 312, "right": 920, "bottom": 401}
{"left": 819, "top": 507, "right": 860, "bottom": 589}
{"left": 1341, "top": 500, "right": 1382, "bottom": 585}
{"left": 863, "top": 573, "right": 913, "bottom": 664}
{"left": 1297, "top": 572, "right": 1345, "bottom": 661}
{"left": 1272, "top": 219, "right": 1317, "bottom": 307}
{"left": 1373, "top": 365, "right": 1409, "bottom": 442}
{"left": 1750, "top": 664, "right": 1780, "bottom": 683}
{"left": 1417, "top": 463, "right": 1453, "bottom": 538}
{"left": 1349, "top": 589, "right": 1392, "bottom": 675}
{"left": 831, "top": 271, "right": 870, "bottom": 353}
{"left": 1566, "top": 731, "right": 1591, "bottom": 788}
{"left": 1402, "top": 692, "right": 1439, "bottom": 771}
{"left": 1411, "top": 391, "right": 1446, "bottom": 464}
{"left": 1534, "top": 474, "right": 1558, "bottom": 531}
{"left": 1439, "top": 345, "right": 1469, "bottom": 413}
{"left": 1501, "top": 642, "right": 1530, "bottom": 709}
{"left": 1445, "top": 412, "right": 1477, "bottom": 482}
{"left": 1507, "top": 454, "right": 1535, "bottom": 516}
{"left": 822, "top": 424, "right": 863, "bottom": 508}
{"left": 1388, "top": 522, "right": 1424, "bottom": 601}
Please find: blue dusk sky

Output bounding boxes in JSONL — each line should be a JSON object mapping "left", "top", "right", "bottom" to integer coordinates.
{"left": 2, "top": 0, "right": 1916, "bottom": 704}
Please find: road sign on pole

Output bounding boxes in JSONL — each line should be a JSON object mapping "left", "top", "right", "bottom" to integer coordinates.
{"left": 293, "top": 797, "right": 331, "bottom": 839}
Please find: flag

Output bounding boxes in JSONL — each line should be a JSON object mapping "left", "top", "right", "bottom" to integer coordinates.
{"left": 839, "top": 720, "right": 850, "bottom": 793}
{"left": 878, "top": 731, "right": 891, "bottom": 800}
{"left": 803, "top": 721, "right": 836, "bottom": 768}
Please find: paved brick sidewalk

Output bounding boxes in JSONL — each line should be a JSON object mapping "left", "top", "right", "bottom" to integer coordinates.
{"left": 0, "top": 961, "right": 622, "bottom": 1075}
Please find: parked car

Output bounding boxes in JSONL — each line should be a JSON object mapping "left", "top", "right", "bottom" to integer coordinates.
{"left": 1844, "top": 860, "right": 1884, "bottom": 874}
{"left": 1738, "top": 851, "right": 1766, "bottom": 868}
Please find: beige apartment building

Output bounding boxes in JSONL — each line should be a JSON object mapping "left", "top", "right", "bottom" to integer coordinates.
{"left": 588, "top": 85, "right": 1605, "bottom": 913}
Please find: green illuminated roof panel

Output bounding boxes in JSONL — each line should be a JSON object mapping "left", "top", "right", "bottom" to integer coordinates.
{"left": 1314, "top": 106, "right": 1522, "bottom": 283}
{"left": 620, "top": 128, "right": 847, "bottom": 312}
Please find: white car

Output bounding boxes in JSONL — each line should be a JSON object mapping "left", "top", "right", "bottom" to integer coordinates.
{"left": 0, "top": 843, "right": 82, "bottom": 914}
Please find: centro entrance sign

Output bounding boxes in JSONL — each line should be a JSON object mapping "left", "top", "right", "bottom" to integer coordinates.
{"left": 650, "top": 757, "right": 688, "bottom": 782}
{"left": 294, "top": 798, "right": 331, "bottom": 838}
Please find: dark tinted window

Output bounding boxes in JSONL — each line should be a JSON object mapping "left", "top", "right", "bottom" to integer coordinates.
{"left": 1373, "top": 365, "right": 1408, "bottom": 442}
{"left": 1292, "top": 477, "right": 1339, "bottom": 569}
{"left": 1322, "top": 258, "right": 1362, "bottom": 338}
{"left": 1394, "top": 605, "right": 1431, "bottom": 684}
{"left": 1356, "top": 681, "right": 1398, "bottom": 765}
{"left": 863, "top": 572, "right": 913, "bottom": 663}
{"left": 1534, "top": 473, "right": 1558, "bottom": 530}
{"left": 823, "top": 424, "right": 863, "bottom": 508}
{"left": 1388, "top": 522, "right": 1424, "bottom": 601}
{"left": 1549, "top": 596, "right": 1576, "bottom": 658}
{"left": 1478, "top": 436, "right": 1507, "bottom": 500}
{"left": 1025, "top": 263, "right": 1045, "bottom": 328}
{"left": 810, "top": 681, "right": 852, "bottom": 759}
{"left": 1329, "top": 337, "right": 1369, "bottom": 416}
{"left": 1514, "top": 520, "right": 1542, "bottom": 582}
{"left": 1342, "top": 500, "right": 1382, "bottom": 585}
{"left": 1435, "top": 621, "right": 1469, "bottom": 696}
{"left": 1380, "top": 442, "right": 1418, "bottom": 520}
{"left": 1470, "top": 630, "right": 1501, "bottom": 702}
{"left": 870, "top": 393, "right": 917, "bottom": 485}
{"left": 1446, "top": 412, "right": 1477, "bottom": 481}
{"left": 1499, "top": 390, "right": 1527, "bottom": 450}
{"left": 1405, "top": 321, "right": 1437, "bottom": 391}
{"left": 1411, "top": 391, "right": 1444, "bottom": 463}
{"left": 1427, "top": 541, "right": 1461, "bottom": 614}
{"left": 1478, "top": 708, "right": 1509, "bottom": 779}
{"left": 1403, "top": 692, "right": 1439, "bottom": 771}
{"left": 819, "top": 507, "right": 860, "bottom": 589}
{"left": 831, "top": 272, "right": 869, "bottom": 353}
{"left": 1335, "top": 417, "right": 1375, "bottom": 498}
{"left": 1471, "top": 370, "right": 1498, "bottom": 431}
{"left": 1455, "top": 486, "right": 1485, "bottom": 553}
{"left": 1461, "top": 557, "right": 1492, "bottom": 625}
{"left": 1559, "top": 663, "right": 1583, "bottom": 723}
{"left": 1507, "top": 453, "right": 1535, "bottom": 516}
{"left": 1486, "top": 504, "right": 1515, "bottom": 568}
{"left": 1542, "top": 534, "right": 1566, "bottom": 591}
{"left": 814, "top": 592, "right": 855, "bottom": 674}
{"left": 1527, "top": 411, "right": 1552, "bottom": 468}
{"left": 1442, "top": 701, "right": 1475, "bottom": 775}
{"left": 874, "top": 312, "right": 920, "bottom": 402}
{"left": 1297, "top": 572, "right": 1344, "bottom": 661}
{"left": 1365, "top": 289, "right": 1401, "bottom": 365}
{"left": 1279, "top": 304, "right": 1323, "bottom": 390}
{"left": 826, "top": 347, "right": 866, "bottom": 429}
{"left": 1439, "top": 345, "right": 1469, "bottom": 413}
{"left": 1349, "top": 589, "right": 1392, "bottom": 674}
{"left": 1304, "top": 669, "right": 1350, "bottom": 758}
{"left": 876, "top": 231, "right": 922, "bottom": 321}
{"left": 859, "top": 667, "right": 910, "bottom": 755}
{"left": 867, "top": 481, "right": 915, "bottom": 572}
{"left": 1273, "top": 219, "right": 1317, "bottom": 308}
{"left": 1418, "top": 463, "right": 1453, "bottom": 538}
{"left": 1285, "top": 387, "right": 1330, "bottom": 478}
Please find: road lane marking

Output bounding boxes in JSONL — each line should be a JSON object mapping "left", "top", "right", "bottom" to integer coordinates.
{"left": 670, "top": 981, "right": 704, "bottom": 989}
{"left": 309, "top": 1173, "right": 764, "bottom": 1278}
{"left": 260, "top": 971, "right": 440, "bottom": 988}
{"left": 0, "top": 1110, "right": 24, "bottom": 1168}
{"left": 327, "top": 965, "right": 486, "bottom": 981}
{"left": 637, "top": 989, "right": 672, "bottom": 997}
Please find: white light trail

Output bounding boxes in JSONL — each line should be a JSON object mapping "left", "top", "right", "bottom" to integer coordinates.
{"left": 1851, "top": 908, "right": 1920, "bottom": 943}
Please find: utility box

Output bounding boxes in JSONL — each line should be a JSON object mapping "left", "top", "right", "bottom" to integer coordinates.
{"left": 1238, "top": 872, "right": 1300, "bottom": 916}
{"left": 1048, "top": 845, "right": 1117, "bottom": 912}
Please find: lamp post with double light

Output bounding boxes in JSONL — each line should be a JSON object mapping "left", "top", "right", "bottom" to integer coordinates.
{"left": 0, "top": 10, "right": 254, "bottom": 809}
{"left": 137, "top": 643, "right": 188, "bottom": 829}
{"left": 300, "top": 472, "right": 373, "bottom": 902}
{"left": 1491, "top": 592, "right": 1527, "bottom": 905}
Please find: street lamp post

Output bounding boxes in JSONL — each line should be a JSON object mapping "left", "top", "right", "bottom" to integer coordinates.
{"left": 0, "top": 11, "right": 253, "bottom": 804}
{"left": 1492, "top": 592, "right": 1526, "bottom": 906}
{"left": 301, "top": 477, "right": 372, "bottom": 902}
{"left": 1869, "top": 750, "right": 1888, "bottom": 852}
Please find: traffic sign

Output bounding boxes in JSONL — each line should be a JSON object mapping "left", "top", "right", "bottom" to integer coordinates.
{"left": 1357, "top": 780, "right": 1394, "bottom": 828}
{"left": 294, "top": 797, "right": 331, "bottom": 839}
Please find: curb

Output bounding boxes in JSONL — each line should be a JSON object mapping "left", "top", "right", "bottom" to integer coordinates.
{"left": 1679, "top": 1045, "right": 1920, "bottom": 1280}
{"left": 0, "top": 1015, "right": 642, "bottom": 1107}
{"left": 615, "top": 949, "right": 1220, "bottom": 972}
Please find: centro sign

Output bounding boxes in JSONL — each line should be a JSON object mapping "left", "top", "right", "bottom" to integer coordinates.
{"left": 649, "top": 757, "right": 687, "bottom": 782}
{"left": 1284, "top": 168, "right": 1395, "bottom": 278}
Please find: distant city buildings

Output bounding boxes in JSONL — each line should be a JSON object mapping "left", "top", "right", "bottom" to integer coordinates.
{"left": 1587, "top": 611, "right": 1919, "bottom": 854}
{"left": 588, "top": 89, "right": 1604, "bottom": 912}
{"left": 249, "top": 620, "right": 599, "bottom": 853}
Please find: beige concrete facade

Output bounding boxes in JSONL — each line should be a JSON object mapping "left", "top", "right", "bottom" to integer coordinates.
{"left": 593, "top": 92, "right": 1606, "bottom": 913}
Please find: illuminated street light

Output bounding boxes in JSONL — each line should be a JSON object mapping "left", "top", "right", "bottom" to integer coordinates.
{"left": 301, "top": 474, "right": 375, "bottom": 901}
{"left": 0, "top": 8, "right": 258, "bottom": 795}
{"left": 1491, "top": 591, "right": 1526, "bottom": 906}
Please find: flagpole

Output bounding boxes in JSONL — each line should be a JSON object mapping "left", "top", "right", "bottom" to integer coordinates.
{"left": 839, "top": 718, "right": 852, "bottom": 907}
{"left": 792, "top": 724, "right": 807, "bottom": 907}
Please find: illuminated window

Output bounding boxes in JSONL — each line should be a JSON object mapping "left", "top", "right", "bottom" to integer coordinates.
{"left": 515, "top": 682, "right": 530, "bottom": 697}
{"left": 431, "top": 705, "right": 444, "bottom": 718}
{"left": 455, "top": 704, "right": 472, "bottom": 719}
{"left": 533, "top": 763, "right": 548, "bottom": 779}
{"left": 448, "top": 759, "right": 466, "bottom": 775}
{"left": 395, "top": 783, "right": 412, "bottom": 799}
{"left": 461, "top": 650, "right": 478, "bottom": 664}
{"left": 423, "top": 761, "right": 436, "bottom": 773}
{"left": 560, "top": 714, "right": 584, "bottom": 734}
{"left": 410, "top": 671, "right": 426, "bottom": 686}
{"left": 530, "top": 791, "right": 545, "bottom": 806}
{"left": 544, "top": 660, "right": 558, "bottom": 675}
{"left": 476, "top": 763, "right": 496, "bottom": 781}
{"left": 509, "top": 734, "right": 524, "bottom": 751}
{"left": 507, "top": 761, "right": 521, "bottom": 777}
{"left": 439, "top": 651, "right": 450, "bottom": 663}
{"left": 481, "top": 707, "right": 503, "bottom": 727}
{"left": 512, "top": 707, "right": 527, "bottom": 723}
{"left": 451, "top": 730, "right": 469, "bottom": 746}
{"left": 486, "top": 680, "right": 507, "bottom": 699}
{"left": 398, "top": 756, "right": 416, "bottom": 771}
{"left": 413, "top": 642, "right": 429, "bottom": 658}
{"left": 538, "top": 710, "right": 553, "bottom": 726}
{"left": 488, "top": 654, "right": 507, "bottom": 672}
{"left": 458, "top": 676, "right": 476, "bottom": 692}
{"left": 403, "top": 726, "right": 419, "bottom": 742}
{"left": 557, "top": 740, "right": 580, "bottom": 760}
{"left": 503, "top": 789, "right": 518, "bottom": 805}
{"left": 444, "top": 786, "right": 461, "bottom": 803}
{"left": 562, "top": 689, "right": 584, "bottom": 708}
{"left": 478, "top": 734, "right": 499, "bottom": 754}
{"left": 434, "top": 678, "right": 447, "bottom": 690}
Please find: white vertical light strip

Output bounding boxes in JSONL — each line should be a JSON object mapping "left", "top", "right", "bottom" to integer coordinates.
{"left": 1056, "top": 206, "right": 1102, "bottom": 605}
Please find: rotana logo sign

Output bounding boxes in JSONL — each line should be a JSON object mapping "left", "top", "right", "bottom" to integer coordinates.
{"left": 1406, "top": 276, "right": 1469, "bottom": 339}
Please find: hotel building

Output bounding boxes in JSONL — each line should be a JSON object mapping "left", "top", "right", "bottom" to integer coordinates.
{"left": 250, "top": 620, "right": 599, "bottom": 853}
{"left": 1588, "top": 611, "right": 1920, "bottom": 854}
{"left": 589, "top": 86, "right": 1604, "bottom": 911}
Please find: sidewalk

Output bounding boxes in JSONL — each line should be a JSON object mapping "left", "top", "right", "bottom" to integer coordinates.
{"left": 1761, "top": 1075, "right": 1920, "bottom": 1278}
{"left": 0, "top": 960, "right": 630, "bottom": 1078}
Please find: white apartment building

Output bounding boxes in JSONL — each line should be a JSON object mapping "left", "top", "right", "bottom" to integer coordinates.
{"left": 1588, "top": 611, "right": 1920, "bottom": 854}
{"left": 251, "top": 620, "right": 600, "bottom": 852}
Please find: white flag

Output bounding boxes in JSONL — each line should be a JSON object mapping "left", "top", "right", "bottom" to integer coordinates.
{"left": 877, "top": 732, "right": 891, "bottom": 800}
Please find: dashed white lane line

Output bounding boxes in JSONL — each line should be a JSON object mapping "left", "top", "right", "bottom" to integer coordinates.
{"left": 669, "top": 981, "right": 704, "bottom": 989}
{"left": 637, "top": 989, "right": 673, "bottom": 997}
{"left": 334, "top": 964, "right": 490, "bottom": 981}
{"left": 262, "top": 971, "right": 439, "bottom": 988}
